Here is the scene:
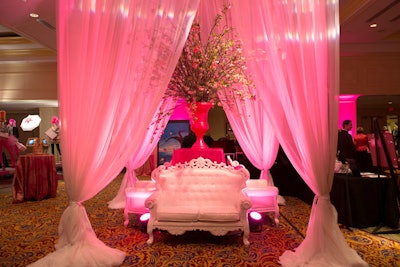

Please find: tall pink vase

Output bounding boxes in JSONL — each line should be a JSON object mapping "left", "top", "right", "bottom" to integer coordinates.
{"left": 189, "top": 102, "right": 213, "bottom": 149}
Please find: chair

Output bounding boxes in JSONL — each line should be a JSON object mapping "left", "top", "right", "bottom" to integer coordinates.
{"left": 124, "top": 180, "right": 156, "bottom": 227}
{"left": 244, "top": 179, "right": 280, "bottom": 225}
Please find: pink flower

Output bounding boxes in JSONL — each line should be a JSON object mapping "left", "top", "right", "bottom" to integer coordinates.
{"left": 164, "top": 5, "right": 255, "bottom": 108}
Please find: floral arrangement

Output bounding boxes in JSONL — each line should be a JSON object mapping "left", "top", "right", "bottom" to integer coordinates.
{"left": 164, "top": 5, "right": 255, "bottom": 113}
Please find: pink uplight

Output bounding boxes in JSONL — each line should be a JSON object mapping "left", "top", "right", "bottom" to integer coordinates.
{"left": 249, "top": 211, "right": 262, "bottom": 221}
{"left": 338, "top": 94, "right": 362, "bottom": 136}
{"left": 338, "top": 95, "right": 360, "bottom": 102}
{"left": 169, "top": 98, "right": 190, "bottom": 120}
{"left": 140, "top": 213, "right": 150, "bottom": 222}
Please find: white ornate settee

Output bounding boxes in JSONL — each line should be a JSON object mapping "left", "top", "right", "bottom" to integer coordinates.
{"left": 144, "top": 157, "right": 252, "bottom": 245}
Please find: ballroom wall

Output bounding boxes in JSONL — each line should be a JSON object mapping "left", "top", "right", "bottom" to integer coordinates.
{"left": 340, "top": 55, "right": 400, "bottom": 95}
{"left": 0, "top": 61, "right": 58, "bottom": 102}
{"left": 0, "top": 53, "right": 399, "bottom": 142}
{"left": 1, "top": 54, "right": 399, "bottom": 103}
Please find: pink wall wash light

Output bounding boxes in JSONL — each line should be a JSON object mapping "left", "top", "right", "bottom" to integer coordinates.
{"left": 169, "top": 98, "right": 190, "bottom": 121}
{"left": 338, "top": 95, "right": 361, "bottom": 136}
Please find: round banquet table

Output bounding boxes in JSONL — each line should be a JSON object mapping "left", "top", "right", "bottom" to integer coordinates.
{"left": 12, "top": 153, "right": 58, "bottom": 202}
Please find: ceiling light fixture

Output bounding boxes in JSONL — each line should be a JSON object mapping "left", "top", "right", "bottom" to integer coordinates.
{"left": 369, "top": 23, "right": 377, "bottom": 28}
{"left": 30, "top": 13, "right": 39, "bottom": 18}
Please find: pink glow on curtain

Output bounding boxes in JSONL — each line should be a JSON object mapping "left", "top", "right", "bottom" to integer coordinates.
{"left": 108, "top": 97, "right": 175, "bottom": 209}
{"left": 196, "top": 0, "right": 227, "bottom": 43}
{"left": 220, "top": 96, "right": 279, "bottom": 184}
{"left": 169, "top": 98, "right": 190, "bottom": 120}
{"left": 339, "top": 94, "right": 361, "bottom": 136}
{"left": 229, "top": 0, "right": 367, "bottom": 266}
{"left": 197, "top": 1, "right": 279, "bottom": 185}
{"left": 28, "top": 1, "right": 199, "bottom": 266}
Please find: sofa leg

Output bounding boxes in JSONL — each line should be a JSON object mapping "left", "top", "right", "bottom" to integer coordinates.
{"left": 147, "top": 229, "right": 154, "bottom": 245}
{"left": 243, "top": 239, "right": 250, "bottom": 246}
{"left": 274, "top": 214, "right": 280, "bottom": 226}
{"left": 123, "top": 210, "right": 129, "bottom": 228}
{"left": 243, "top": 233, "right": 250, "bottom": 246}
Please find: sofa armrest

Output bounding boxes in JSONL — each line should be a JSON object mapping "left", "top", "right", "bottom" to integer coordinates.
{"left": 145, "top": 191, "right": 160, "bottom": 209}
{"left": 238, "top": 193, "right": 252, "bottom": 210}
{"left": 240, "top": 199, "right": 252, "bottom": 210}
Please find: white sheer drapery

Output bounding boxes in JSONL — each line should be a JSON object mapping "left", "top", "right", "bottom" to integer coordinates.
{"left": 108, "top": 97, "right": 175, "bottom": 209}
{"left": 28, "top": 1, "right": 199, "bottom": 266}
{"left": 230, "top": 0, "right": 367, "bottom": 266}
{"left": 221, "top": 97, "right": 279, "bottom": 185}
{"left": 197, "top": 1, "right": 279, "bottom": 186}
{"left": 228, "top": 0, "right": 367, "bottom": 267}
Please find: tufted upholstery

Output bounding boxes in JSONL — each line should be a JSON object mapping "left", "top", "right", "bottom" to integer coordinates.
{"left": 145, "top": 157, "right": 251, "bottom": 246}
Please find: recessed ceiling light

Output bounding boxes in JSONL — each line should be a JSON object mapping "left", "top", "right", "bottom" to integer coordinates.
{"left": 30, "top": 13, "right": 39, "bottom": 18}
{"left": 370, "top": 23, "right": 377, "bottom": 28}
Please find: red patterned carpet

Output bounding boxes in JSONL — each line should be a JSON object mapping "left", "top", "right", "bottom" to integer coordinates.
{"left": 0, "top": 175, "right": 399, "bottom": 266}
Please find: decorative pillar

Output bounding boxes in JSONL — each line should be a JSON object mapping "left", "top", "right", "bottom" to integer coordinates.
{"left": 338, "top": 94, "right": 362, "bottom": 137}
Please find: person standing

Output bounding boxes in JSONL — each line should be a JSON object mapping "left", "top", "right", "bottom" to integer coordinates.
{"left": 0, "top": 117, "right": 17, "bottom": 168}
{"left": 7, "top": 119, "right": 20, "bottom": 164}
{"left": 7, "top": 119, "right": 19, "bottom": 139}
{"left": 47, "top": 116, "right": 61, "bottom": 156}
{"left": 353, "top": 127, "right": 373, "bottom": 172}
{"left": 354, "top": 127, "right": 368, "bottom": 152}
{"left": 337, "top": 120, "right": 356, "bottom": 163}
{"left": 337, "top": 120, "right": 359, "bottom": 176}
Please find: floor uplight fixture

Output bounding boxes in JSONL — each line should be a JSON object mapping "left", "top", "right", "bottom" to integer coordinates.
{"left": 139, "top": 213, "right": 150, "bottom": 233}
{"left": 249, "top": 211, "right": 263, "bottom": 232}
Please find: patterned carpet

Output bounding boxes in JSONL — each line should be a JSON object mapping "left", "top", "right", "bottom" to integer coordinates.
{"left": 0, "top": 174, "right": 399, "bottom": 267}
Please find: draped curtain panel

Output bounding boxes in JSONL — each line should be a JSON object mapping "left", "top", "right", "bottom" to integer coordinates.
{"left": 229, "top": 0, "right": 367, "bottom": 266}
{"left": 221, "top": 95, "right": 279, "bottom": 184}
{"left": 28, "top": 1, "right": 199, "bottom": 266}
{"left": 108, "top": 97, "right": 176, "bottom": 209}
{"left": 197, "top": 0, "right": 280, "bottom": 185}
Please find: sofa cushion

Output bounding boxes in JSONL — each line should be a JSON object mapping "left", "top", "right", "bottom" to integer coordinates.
{"left": 157, "top": 206, "right": 198, "bottom": 222}
{"left": 198, "top": 206, "right": 240, "bottom": 222}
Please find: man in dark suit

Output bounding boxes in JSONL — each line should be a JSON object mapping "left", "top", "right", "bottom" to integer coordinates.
{"left": 337, "top": 120, "right": 360, "bottom": 176}
{"left": 337, "top": 120, "right": 356, "bottom": 163}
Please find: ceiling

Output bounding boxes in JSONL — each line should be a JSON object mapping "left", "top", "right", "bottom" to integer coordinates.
{"left": 0, "top": 0, "right": 400, "bottom": 111}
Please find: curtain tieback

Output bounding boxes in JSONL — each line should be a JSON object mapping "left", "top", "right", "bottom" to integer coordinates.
{"left": 69, "top": 201, "right": 82, "bottom": 207}
{"left": 314, "top": 195, "right": 330, "bottom": 204}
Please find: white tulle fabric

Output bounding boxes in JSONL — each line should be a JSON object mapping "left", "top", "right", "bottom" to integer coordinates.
{"left": 221, "top": 96, "right": 279, "bottom": 185}
{"left": 28, "top": 1, "right": 199, "bottom": 266}
{"left": 108, "top": 97, "right": 175, "bottom": 209}
{"left": 229, "top": 0, "right": 367, "bottom": 266}
{"left": 198, "top": 1, "right": 280, "bottom": 185}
